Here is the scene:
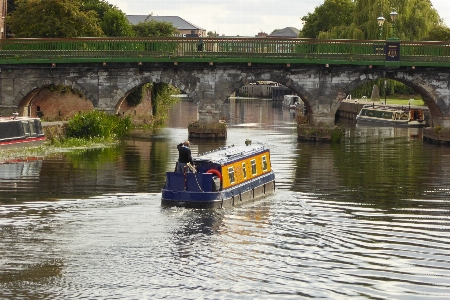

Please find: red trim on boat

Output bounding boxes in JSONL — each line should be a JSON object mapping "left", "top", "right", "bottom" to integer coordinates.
{"left": 0, "top": 136, "right": 46, "bottom": 146}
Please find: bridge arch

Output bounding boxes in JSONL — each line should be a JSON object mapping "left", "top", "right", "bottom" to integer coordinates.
{"left": 385, "top": 72, "right": 447, "bottom": 118}
{"left": 343, "top": 70, "right": 449, "bottom": 123}
{"left": 13, "top": 80, "right": 96, "bottom": 108}
{"left": 12, "top": 80, "right": 96, "bottom": 119}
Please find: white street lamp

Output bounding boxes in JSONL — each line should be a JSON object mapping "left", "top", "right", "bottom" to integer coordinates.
{"left": 390, "top": 9, "right": 398, "bottom": 38}
{"left": 377, "top": 14, "right": 385, "bottom": 39}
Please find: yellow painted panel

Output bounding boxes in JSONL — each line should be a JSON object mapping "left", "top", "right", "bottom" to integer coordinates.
{"left": 221, "top": 150, "right": 272, "bottom": 189}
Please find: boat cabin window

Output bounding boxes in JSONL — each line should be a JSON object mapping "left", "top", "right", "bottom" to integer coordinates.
{"left": 21, "top": 121, "right": 31, "bottom": 136}
{"left": 362, "top": 109, "right": 393, "bottom": 119}
{"left": 262, "top": 156, "right": 268, "bottom": 171}
{"left": 361, "top": 109, "right": 370, "bottom": 116}
{"left": 242, "top": 162, "right": 247, "bottom": 179}
{"left": 228, "top": 167, "right": 235, "bottom": 184}
{"left": 28, "top": 121, "right": 36, "bottom": 136}
{"left": 379, "top": 111, "right": 393, "bottom": 119}
{"left": 251, "top": 159, "right": 257, "bottom": 176}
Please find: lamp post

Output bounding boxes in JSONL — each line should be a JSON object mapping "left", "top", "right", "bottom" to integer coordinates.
{"left": 377, "top": 14, "right": 385, "bottom": 39}
{"left": 389, "top": 9, "right": 398, "bottom": 38}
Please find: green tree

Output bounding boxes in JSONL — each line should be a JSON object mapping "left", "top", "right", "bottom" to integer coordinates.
{"left": 132, "top": 15, "right": 178, "bottom": 37}
{"left": 423, "top": 25, "right": 450, "bottom": 41}
{"left": 364, "top": 0, "right": 441, "bottom": 40}
{"left": 318, "top": 25, "right": 364, "bottom": 39}
{"left": 395, "top": 0, "right": 441, "bottom": 40}
{"left": 6, "top": 0, "right": 103, "bottom": 38}
{"left": 101, "top": 8, "right": 134, "bottom": 37}
{"left": 80, "top": 0, "right": 134, "bottom": 37}
{"left": 80, "top": 0, "right": 111, "bottom": 16}
{"left": 300, "top": 0, "right": 355, "bottom": 38}
{"left": 207, "top": 31, "right": 219, "bottom": 37}
{"left": 301, "top": 0, "right": 443, "bottom": 41}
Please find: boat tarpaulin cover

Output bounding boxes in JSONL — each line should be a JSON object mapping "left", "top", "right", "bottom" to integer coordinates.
{"left": 0, "top": 120, "right": 26, "bottom": 141}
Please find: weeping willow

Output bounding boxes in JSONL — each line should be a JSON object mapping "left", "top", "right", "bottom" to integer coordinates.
{"left": 309, "top": 0, "right": 441, "bottom": 40}
{"left": 350, "top": 79, "right": 417, "bottom": 99}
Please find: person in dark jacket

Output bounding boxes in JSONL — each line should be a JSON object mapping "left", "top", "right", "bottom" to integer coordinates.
{"left": 176, "top": 140, "right": 193, "bottom": 173}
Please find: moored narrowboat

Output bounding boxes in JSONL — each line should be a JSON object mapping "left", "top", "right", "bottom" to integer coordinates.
{"left": 283, "top": 95, "right": 300, "bottom": 109}
{"left": 0, "top": 114, "right": 46, "bottom": 148}
{"left": 161, "top": 142, "right": 275, "bottom": 208}
{"left": 356, "top": 104, "right": 426, "bottom": 127}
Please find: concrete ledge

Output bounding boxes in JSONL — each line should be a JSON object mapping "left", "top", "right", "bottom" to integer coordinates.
{"left": 297, "top": 124, "right": 344, "bottom": 143}
{"left": 188, "top": 121, "right": 227, "bottom": 139}
{"left": 423, "top": 128, "right": 450, "bottom": 145}
{"left": 42, "top": 122, "right": 67, "bottom": 142}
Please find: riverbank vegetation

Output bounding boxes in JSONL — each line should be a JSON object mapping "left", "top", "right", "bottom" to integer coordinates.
{"left": 0, "top": 111, "right": 133, "bottom": 163}
{"left": 1, "top": 88, "right": 179, "bottom": 163}
{"left": 62, "top": 110, "right": 132, "bottom": 144}
{"left": 45, "top": 110, "right": 131, "bottom": 148}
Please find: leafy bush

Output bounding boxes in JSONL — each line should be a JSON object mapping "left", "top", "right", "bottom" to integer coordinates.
{"left": 66, "top": 110, "right": 132, "bottom": 140}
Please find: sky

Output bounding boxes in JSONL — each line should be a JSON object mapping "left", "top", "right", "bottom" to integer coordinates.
{"left": 106, "top": 0, "right": 450, "bottom": 37}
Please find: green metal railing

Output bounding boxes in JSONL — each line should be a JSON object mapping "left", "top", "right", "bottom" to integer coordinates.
{"left": 0, "top": 37, "right": 449, "bottom": 67}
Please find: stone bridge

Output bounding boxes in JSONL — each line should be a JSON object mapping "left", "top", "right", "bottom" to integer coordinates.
{"left": 1, "top": 62, "right": 449, "bottom": 128}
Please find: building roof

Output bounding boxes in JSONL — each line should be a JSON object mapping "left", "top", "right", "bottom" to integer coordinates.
{"left": 126, "top": 15, "right": 205, "bottom": 31}
{"left": 268, "top": 27, "right": 300, "bottom": 38}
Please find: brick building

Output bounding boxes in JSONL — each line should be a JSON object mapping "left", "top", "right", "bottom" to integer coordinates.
{"left": 239, "top": 81, "right": 281, "bottom": 98}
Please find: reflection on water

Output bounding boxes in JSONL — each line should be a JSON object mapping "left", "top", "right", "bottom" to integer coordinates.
{"left": 1, "top": 98, "right": 450, "bottom": 299}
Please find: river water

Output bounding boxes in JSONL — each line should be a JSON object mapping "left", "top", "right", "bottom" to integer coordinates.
{"left": 1, "top": 98, "right": 449, "bottom": 299}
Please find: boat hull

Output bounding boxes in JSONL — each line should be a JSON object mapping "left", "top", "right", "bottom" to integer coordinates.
{"left": 161, "top": 172, "right": 275, "bottom": 209}
{"left": 356, "top": 117, "right": 426, "bottom": 127}
{"left": 0, "top": 136, "right": 46, "bottom": 148}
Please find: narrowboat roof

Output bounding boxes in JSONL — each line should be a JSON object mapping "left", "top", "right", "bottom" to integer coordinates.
{"left": 193, "top": 144, "right": 269, "bottom": 165}
{"left": 0, "top": 116, "right": 41, "bottom": 122}
{"left": 360, "top": 104, "right": 422, "bottom": 112}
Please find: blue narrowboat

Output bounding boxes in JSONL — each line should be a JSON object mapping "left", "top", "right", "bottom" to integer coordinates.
{"left": 161, "top": 142, "right": 275, "bottom": 208}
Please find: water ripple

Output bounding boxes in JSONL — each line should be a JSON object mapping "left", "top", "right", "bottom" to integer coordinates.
{"left": 2, "top": 104, "right": 450, "bottom": 299}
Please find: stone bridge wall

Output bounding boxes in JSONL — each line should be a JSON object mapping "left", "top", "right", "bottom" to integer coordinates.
{"left": 0, "top": 63, "right": 449, "bottom": 128}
